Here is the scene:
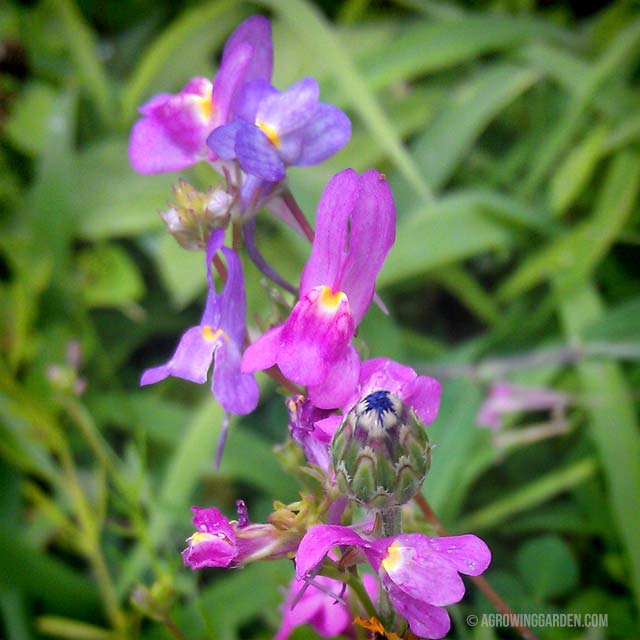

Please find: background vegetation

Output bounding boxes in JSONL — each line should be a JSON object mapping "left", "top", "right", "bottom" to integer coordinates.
{"left": 1, "top": 0, "right": 639, "bottom": 638}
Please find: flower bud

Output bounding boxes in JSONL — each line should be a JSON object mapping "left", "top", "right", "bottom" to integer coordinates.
{"left": 330, "top": 390, "right": 430, "bottom": 509}
{"left": 160, "top": 180, "right": 232, "bottom": 250}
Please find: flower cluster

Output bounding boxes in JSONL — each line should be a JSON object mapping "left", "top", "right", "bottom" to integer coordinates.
{"left": 131, "top": 15, "right": 492, "bottom": 640}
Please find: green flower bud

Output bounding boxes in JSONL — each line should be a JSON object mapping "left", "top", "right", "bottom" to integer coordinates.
{"left": 161, "top": 180, "right": 231, "bottom": 250}
{"left": 330, "top": 390, "right": 430, "bottom": 509}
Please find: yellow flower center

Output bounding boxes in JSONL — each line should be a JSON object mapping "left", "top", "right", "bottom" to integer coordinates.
{"left": 381, "top": 541, "right": 404, "bottom": 573}
{"left": 197, "top": 95, "right": 214, "bottom": 121}
{"left": 317, "top": 285, "right": 347, "bottom": 312}
{"left": 257, "top": 120, "right": 281, "bottom": 148}
{"left": 201, "top": 326, "right": 226, "bottom": 342}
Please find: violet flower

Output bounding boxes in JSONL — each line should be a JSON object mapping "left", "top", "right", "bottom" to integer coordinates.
{"left": 140, "top": 229, "right": 258, "bottom": 416}
{"left": 183, "top": 505, "right": 298, "bottom": 570}
{"left": 207, "top": 77, "right": 351, "bottom": 182}
{"left": 295, "top": 524, "right": 491, "bottom": 640}
{"left": 275, "top": 573, "right": 379, "bottom": 640}
{"left": 242, "top": 169, "right": 396, "bottom": 409}
{"left": 129, "top": 16, "right": 272, "bottom": 174}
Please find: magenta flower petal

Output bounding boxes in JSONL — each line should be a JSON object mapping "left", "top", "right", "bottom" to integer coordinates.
{"left": 307, "top": 344, "right": 360, "bottom": 410}
{"left": 357, "top": 357, "right": 441, "bottom": 424}
{"left": 388, "top": 589, "right": 451, "bottom": 639}
{"left": 300, "top": 169, "right": 360, "bottom": 294}
{"left": 182, "top": 506, "right": 237, "bottom": 569}
{"left": 337, "top": 169, "right": 396, "bottom": 323}
{"left": 418, "top": 534, "right": 492, "bottom": 576}
{"left": 275, "top": 575, "right": 352, "bottom": 640}
{"left": 241, "top": 325, "right": 282, "bottom": 373}
{"left": 129, "top": 77, "right": 214, "bottom": 174}
{"left": 297, "top": 103, "right": 352, "bottom": 166}
{"left": 277, "top": 286, "right": 355, "bottom": 386}
{"left": 295, "top": 524, "right": 366, "bottom": 580}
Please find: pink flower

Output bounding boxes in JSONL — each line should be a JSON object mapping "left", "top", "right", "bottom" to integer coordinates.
{"left": 295, "top": 525, "right": 491, "bottom": 639}
{"left": 242, "top": 169, "right": 396, "bottom": 409}
{"left": 274, "top": 573, "right": 378, "bottom": 640}
{"left": 129, "top": 16, "right": 272, "bottom": 173}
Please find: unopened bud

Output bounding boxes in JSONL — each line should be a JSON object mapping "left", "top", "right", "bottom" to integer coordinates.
{"left": 160, "top": 180, "right": 232, "bottom": 250}
{"left": 330, "top": 390, "right": 430, "bottom": 509}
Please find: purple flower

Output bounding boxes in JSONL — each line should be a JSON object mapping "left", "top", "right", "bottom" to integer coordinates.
{"left": 307, "top": 358, "right": 442, "bottom": 442}
{"left": 287, "top": 395, "right": 333, "bottom": 470}
{"left": 140, "top": 229, "right": 258, "bottom": 416}
{"left": 241, "top": 169, "right": 396, "bottom": 409}
{"left": 129, "top": 16, "right": 272, "bottom": 174}
{"left": 208, "top": 77, "right": 351, "bottom": 182}
{"left": 295, "top": 524, "right": 491, "bottom": 639}
{"left": 275, "top": 573, "right": 379, "bottom": 640}
{"left": 477, "top": 383, "right": 570, "bottom": 431}
{"left": 183, "top": 505, "right": 298, "bottom": 570}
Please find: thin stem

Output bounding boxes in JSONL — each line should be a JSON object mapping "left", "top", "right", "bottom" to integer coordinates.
{"left": 414, "top": 494, "right": 538, "bottom": 640}
{"left": 162, "top": 615, "right": 186, "bottom": 640}
{"left": 264, "top": 364, "right": 304, "bottom": 395}
{"left": 347, "top": 573, "right": 377, "bottom": 619}
{"left": 283, "top": 190, "right": 315, "bottom": 243}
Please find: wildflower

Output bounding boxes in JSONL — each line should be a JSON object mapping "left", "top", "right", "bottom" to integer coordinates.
{"left": 287, "top": 395, "right": 333, "bottom": 470}
{"left": 140, "top": 229, "right": 258, "bottom": 416}
{"left": 129, "top": 16, "right": 272, "bottom": 174}
{"left": 182, "top": 505, "right": 298, "bottom": 570}
{"left": 295, "top": 524, "right": 491, "bottom": 640}
{"left": 242, "top": 169, "right": 396, "bottom": 409}
{"left": 275, "top": 573, "right": 378, "bottom": 640}
{"left": 476, "top": 382, "right": 570, "bottom": 431}
{"left": 207, "top": 77, "right": 351, "bottom": 182}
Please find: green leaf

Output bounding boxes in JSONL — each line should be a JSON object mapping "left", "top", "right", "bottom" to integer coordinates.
{"left": 50, "top": 0, "right": 115, "bottom": 126}
{"left": 517, "top": 535, "right": 579, "bottom": 600}
{"left": 560, "top": 284, "right": 640, "bottom": 615}
{"left": 75, "top": 138, "right": 174, "bottom": 240}
{"left": 410, "top": 64, "right": 538, "bottom": 192}
{"left": 379, "top": 192, "right": 514, "bottom": 288}
{"left": 499, "top": 151, "right": 640, "bottom": 300}
{"left": 256, "top": 0, "right": 432, "bottom": 203}
{"left": 118, "top": 398, "right": 223, "bottom": 594}
{"left": 456, "top": 458, "right": 598, "bottom": 532}
{"left": 77, "top": 244, "right": 144, "bottom": 308}
{"left": 0, "top": 526, "right": 99, "bottom": 616}
{"left": 549, "top": 124, "right": 608, "bottom": 216}
{"left": 2, "top": 81, "right": 59, "bottom": 157}
{"left": 153, "top": 234, "right": 207, "bottom": 309}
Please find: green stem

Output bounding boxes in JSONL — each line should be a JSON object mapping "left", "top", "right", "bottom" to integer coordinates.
{"left": 347, "top": 573, "right": 377, "bottom": 619}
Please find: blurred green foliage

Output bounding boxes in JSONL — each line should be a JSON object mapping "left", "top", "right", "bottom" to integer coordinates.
{"left": 1, "top": 0, "right": 639, "bottom": 639}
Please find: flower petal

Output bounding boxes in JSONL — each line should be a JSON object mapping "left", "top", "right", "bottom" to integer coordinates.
{"left": 277, "top": 287, "right": 355, "bottom": 386}
{"left": 256, "top": 77, "right": 318, "bottom": 136}
{"left": 222, "top": 16, "right": 273, "bottom": 85}
{"left": 211, "top": 42, "right": 253, "bottom": 130}
{"left": 417, "top": 534, "right": 492, "bottom": 577}
{"left": 388, "top": 588, "right": 451, "bottom": 639}
{"left": 295, "top": 524, "right": 366, "bottom": 580}
{"left": 307, "top": 344, "right": 360, "bottom": 409}
{"left": 338, "top": 169, "right": 395, "bottom": 323}
{"left": 297, "top": 103, "right": 351, "bottom": 166}
{"left": 300, "top": 168, "right": 360, "bottom": 295}
{"left": 235, "top": 123, "right": 286, "bottom": 181}
{"left": 140, "top": 325, "right": 216, "bottom": 385}
{"left": 207, "top": 120, "right": 245, "bottom": 160}
{"left": 213, "top": 340, "right": 259, "bottom": 415}
{"left": 241, "top": 325, "right": 283, "bottom": 373}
